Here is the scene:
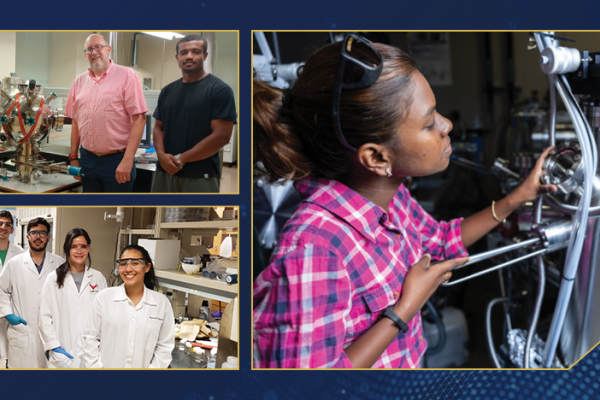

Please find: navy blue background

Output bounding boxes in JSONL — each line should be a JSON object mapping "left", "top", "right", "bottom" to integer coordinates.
{"left": 2, "top": 1, "right": 600, "bottom": 399}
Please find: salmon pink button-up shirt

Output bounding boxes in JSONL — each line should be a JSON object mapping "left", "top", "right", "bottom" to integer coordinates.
{"left": 253, "top": 177, "right": 468, "bottom": 369}
{"left": 65, "top": 60, "right": 148, "bottom": 153}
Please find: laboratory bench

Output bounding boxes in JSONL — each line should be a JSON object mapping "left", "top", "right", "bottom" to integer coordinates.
{"left": 42, "top": 143, "right": 157, "bottom": 192}
{"left": 0, "top": 147, "right": 82, "bottom": 192}
{"left": 171, "top": 339, "right": 208, "bottom": 368}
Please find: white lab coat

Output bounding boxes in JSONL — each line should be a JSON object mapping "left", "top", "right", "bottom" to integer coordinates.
{"left": 0, "top": 251, "right": 64, "bottom": 368}
{"left": 0, "top": 243, "right": 25, "bottom": 360}
{"left": 82, "top": 285, "right": 174, "bottom": 368}
{"left": 0, "top": 244, "right": 25, "bottom": 269}
{"left": 39, "top": 267, "right": 107, "bottom": 368}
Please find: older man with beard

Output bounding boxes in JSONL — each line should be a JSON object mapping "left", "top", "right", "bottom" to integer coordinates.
{"left": 65, "top": 34, "right": 148, "bottom": 192}
{"left": 0, "top": 218, "right": 64, "bottom": 368}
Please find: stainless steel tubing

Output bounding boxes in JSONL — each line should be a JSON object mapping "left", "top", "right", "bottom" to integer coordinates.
{"left": 441, "top": 249, "right": 547, "bottom": 287}
{"left": 542, "top": 62, "right": 595, "bottom": 368}
{"left": 429, "top": 237, "right": 539, "bottom": 272}
{"left": 537, "top": 219, "right": 574, "bottom": 252}
{"left": 497, "top": 269, "right": 512, "bottom": 331}
{"left": 486, "top": 298, "right": 508, "bottom": 369}
{"left": 455, "top": 237, "right": 540, "bottom": 269}
{"left": 544, "top": 194, "right": 600, "bottom": 217}
{"left": 524, "top": 197, "right": 546, "bottom": 368}
{"left": 531, "top": 31, "right": 595, "bottom": 368}
{"left": 548, "top": 74, "right": 557, "bottom": 147}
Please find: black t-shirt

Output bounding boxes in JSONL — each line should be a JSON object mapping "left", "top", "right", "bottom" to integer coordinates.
{"left": 153, "top": 74, "right": 237, "bottom": 178}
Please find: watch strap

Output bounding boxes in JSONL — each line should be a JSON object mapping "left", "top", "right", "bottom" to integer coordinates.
{"left": 382, "top": 307, "right": 409, "bottom": 333}
{"left": 68, "top": 153, "right": 78, "bottom": 160}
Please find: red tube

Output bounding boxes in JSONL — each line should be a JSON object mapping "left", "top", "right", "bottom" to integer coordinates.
{"left": 16, "top": 94, "right": 45, "bottom": 144}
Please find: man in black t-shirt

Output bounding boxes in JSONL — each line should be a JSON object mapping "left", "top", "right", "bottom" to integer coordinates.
{"left": 152, "top": 34, "right": 237, "bottom": 192}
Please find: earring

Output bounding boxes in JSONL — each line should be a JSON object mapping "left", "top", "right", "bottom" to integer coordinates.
{"left": 385, "top": 168, "right": 392, "bottom": 177}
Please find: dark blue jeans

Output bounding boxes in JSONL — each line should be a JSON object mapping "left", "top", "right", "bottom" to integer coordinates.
{"left": 80, "top": 147, "right": 136, "bottom": 193}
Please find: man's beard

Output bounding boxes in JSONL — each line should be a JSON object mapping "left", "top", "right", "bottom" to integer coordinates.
{"left": 91, "top": 57, "right": 107, "bottom": 73}
{"left": 29, "top": 240, "right": 48, "bottom": 252}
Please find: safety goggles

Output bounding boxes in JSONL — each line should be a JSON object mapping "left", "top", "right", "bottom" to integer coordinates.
{"left": 28, "top": 230, "right": 49, "bottom": 238}
{"left": 331, "top": 33, "right": 383, "bottom": 152}
{"left": 71, "top": 244, "right": 90, "bottom": 251}
{"left": 116, "top": 258, "right": 147, "bottom": 269}
{"left": 0, "top": 221, "right": 13, "bottom": 228}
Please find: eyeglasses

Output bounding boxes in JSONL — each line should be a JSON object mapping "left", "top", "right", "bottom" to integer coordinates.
{"left": 331, "top": 33, "right": 383, "bottom": 152}
{"left": 0, "top": 221, "right": 13, "bottom": 228}
{"left": 28, "top": 230, "right": 49, "bottom": 238}
{"left": 83, "top": 45, "right": 109, "bottom": 55}
{"left": 71, "top": 244, "right": 90, "bottom": 251}
{"left": 116, "top": 258, "right": 147, "bottom": 269}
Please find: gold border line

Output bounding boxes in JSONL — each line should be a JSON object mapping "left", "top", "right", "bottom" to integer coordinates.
{"left": 0, "top": 30, "right": 240, "bottom": 195}
{"left": 1, "top": 205, "right": 240, "bottom": 370}
{"left": 249, "top": 29, "right": 600, "bottom": 371}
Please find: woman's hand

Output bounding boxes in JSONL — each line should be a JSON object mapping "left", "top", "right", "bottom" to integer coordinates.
{"left": 393, "top": 254, "right": 470, "bottom": 322}
{"left": 509, "top": 147, "right": 558, "bottom": 207}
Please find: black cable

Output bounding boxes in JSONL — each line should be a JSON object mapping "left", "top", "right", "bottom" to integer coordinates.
{"left": 424, "top": 301, "right": 446, "bottom": 356}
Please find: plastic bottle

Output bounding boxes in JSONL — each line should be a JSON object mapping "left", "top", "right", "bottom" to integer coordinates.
{"left": 202, "top": 260, "right": 228, "bottom": 281}
{"left": 207, "top": 348, "right": 217, "bottom": 369}
{"left": 221, "top": 356, "right": 238, "bottom": 368}
{"left": 193, "top": 347, "right": 205, "bottom": 364}
{"left": 198, "top": 300, "right": 210, "bottom": 321}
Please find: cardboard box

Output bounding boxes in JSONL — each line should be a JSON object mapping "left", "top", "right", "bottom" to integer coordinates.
{"left": 138, "top": 239, "right": 181, "bottom": 270}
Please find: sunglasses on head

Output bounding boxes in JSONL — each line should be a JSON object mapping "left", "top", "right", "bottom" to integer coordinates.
{"left": 332, "top": 33, "right": 383, "bottom": 152}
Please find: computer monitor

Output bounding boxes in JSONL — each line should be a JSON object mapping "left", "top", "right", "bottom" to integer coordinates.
{"left": 140, "top": 114, "right": 152, "bottom": 148}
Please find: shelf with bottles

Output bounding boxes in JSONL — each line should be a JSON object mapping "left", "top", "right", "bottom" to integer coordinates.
{"left": 155, "top": 269, "right": 237, "bottom": 302}
{"left": 157, "top": 207, "right": 237, "bottom": 231}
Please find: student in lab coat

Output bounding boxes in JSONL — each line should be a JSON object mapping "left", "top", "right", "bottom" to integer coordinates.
{"left": 0, "top": 211, "right": 24, "bottom": 268}
{"left": 0, "top": 217, "right": 64, "bottom": 368}
{"left": 82, "top": 244, "right": 174, "bottom": 368}
{"left": 0, "top": 210, "right": 25, "bottom": 368}
{"left": 39, "top": 228, "right": 107, "bottom": 368}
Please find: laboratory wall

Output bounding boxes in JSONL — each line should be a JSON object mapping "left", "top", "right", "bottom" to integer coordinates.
{"left": 7, "top": 31, "right": 237, "bottom": 91}
{"left": 14, "top": 207, "right": 120, "bottom": 280}
{"left": 135, "top": 31, "right": 218, "bottom": 90}
{"left": 213, "top": 32, "right": 238, "bottom": 107}
{"left": 0, "top": 32, "right": 17, "bottom": 79}
{"left": 48, "top": 32, "right": 91, "bottom": 87}
{"left": 15, "top": 32, "right": 50, "bottom": 84}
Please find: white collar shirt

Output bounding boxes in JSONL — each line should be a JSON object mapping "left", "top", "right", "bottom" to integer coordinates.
{"left": 83, "top": 284, "right": 174, "bottom": 368}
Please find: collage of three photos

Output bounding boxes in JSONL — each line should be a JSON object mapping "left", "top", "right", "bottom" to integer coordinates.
{"left": 0, "top": 29, "right": 597, "bottom": 372}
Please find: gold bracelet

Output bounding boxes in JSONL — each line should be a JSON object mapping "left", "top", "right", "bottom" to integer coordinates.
{"left": 491, "top": 201, "right": 506, "bottom": 224}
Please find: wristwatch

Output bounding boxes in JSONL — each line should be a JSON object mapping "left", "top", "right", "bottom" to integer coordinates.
{"left": 174, "top": 154, "right": 185, "bottom": 168}
{"left": 68, "top": 153, "right": 79, "bottom": 162}
{"left": 381, "top": 306, "right": 409, "bottom": 333}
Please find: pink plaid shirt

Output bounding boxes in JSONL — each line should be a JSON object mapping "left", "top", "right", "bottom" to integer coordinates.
{"left": 65, "top": 60, "right": 148, "bottom": 153}
{"left": 253, "top": 177, "right": 468, "bottom": 369}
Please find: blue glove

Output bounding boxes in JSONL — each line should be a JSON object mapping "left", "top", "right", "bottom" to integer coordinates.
{"left": 52, "top": 347, "right": 74, "bottom": 359}
{"left": 5, "top": 314, "right": 27, "bottom": 326}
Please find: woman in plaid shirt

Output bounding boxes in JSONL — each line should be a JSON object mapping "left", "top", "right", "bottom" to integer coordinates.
{"left": 253, "top": 35, "right": 556, "bottom": 369}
